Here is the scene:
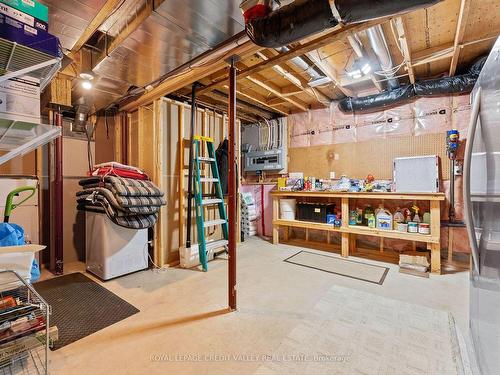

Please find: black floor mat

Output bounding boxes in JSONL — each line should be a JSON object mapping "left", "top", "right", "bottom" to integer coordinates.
{"left": 34, "top": 272, "right": 139, "bottom": 350}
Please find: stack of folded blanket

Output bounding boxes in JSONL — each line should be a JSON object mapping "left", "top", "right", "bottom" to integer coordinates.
{"left": 76, "top": 167, "right": 166, "bottom": 229}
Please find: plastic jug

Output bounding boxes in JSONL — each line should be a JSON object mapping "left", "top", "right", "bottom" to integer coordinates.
{"left": 376, "top": 207, "right": 393, "bottom": 230}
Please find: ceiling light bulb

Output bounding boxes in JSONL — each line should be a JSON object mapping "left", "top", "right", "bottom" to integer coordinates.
{"left": 81, "top": 80, "right": 93, "bottom": 90}
{"left": 361, "top": 63, "right": 372, "bottom": 74}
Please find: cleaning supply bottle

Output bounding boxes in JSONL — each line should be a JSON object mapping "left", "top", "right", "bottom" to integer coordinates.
{"left": 376, "top": 206, "right": 393, "bottom": 230}
{"left": 412, "top": 205, "right": 421, "bottom": 223}
{"left": 367, "top": 214, "right": 376, "bottom": 228}
{"left": 423, "top": 212, "right": 431, "bottom": 224}
{"left": 393, "top": 207, "right": 404, "bottom": 229}
{"left": 363, "top": 205, "right": 374, "bottom": 226}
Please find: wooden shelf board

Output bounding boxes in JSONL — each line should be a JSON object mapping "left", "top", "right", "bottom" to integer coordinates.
{"left": 271, "top": 190, "right": 446, "bottom": 201}
{"left": 345, "top": 226, "right": 438, "bottom": 244}
{"left": 273, "top": 219, "right": 438, "bottom": 243}
{"left": 274, "top": 219, "right": 342, "bottom": 232}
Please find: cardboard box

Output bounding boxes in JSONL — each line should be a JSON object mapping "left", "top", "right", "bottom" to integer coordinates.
{"left": 0, "top": 75, "right": 41, "bottom": 124}
{"left": 0, "top": 1, "right": 47, "bottom": 31}
{"left": 0, "top": 0, "right": 48, "bottom": 23}
{"left": 0, "top": 14, "right": 60, "bottom": 57}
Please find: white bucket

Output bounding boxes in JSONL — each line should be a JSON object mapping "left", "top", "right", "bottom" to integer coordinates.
{"left": 280, "top": 199, "right": 296, "bottom": 221}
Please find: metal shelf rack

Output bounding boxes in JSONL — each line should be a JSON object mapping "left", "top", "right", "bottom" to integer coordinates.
{"left": 0, "top": 271, "right": 51, "bottom": 375}
{"left": 0, "top": 38, "right": 62, "bottom": 91}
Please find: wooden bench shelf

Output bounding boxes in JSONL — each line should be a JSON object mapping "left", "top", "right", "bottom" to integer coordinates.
{"left": 271, "top": 190, "right": 446, "bottom": 274}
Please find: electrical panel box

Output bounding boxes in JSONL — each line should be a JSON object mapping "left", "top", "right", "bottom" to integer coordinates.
{"left": 242, "top": 118, "right": 287, "bottom": 173}
{"left": 244, "top": 149, "right": 285, "bottom": 171}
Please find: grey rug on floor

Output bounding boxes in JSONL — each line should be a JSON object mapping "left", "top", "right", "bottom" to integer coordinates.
{"left": 34, "top": 272, "right": 139, "bottom": 350}
{"left": 256, "top": 285, "right": 461, "bottom": 375}
{"left": 284, "top": 251, "right": 389, "bottom": 285}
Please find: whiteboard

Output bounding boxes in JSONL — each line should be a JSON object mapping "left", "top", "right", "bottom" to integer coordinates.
{"left": 393, "top": 155, "right": 440, "bottom": 193}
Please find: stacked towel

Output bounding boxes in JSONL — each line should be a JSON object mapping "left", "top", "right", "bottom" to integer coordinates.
{"left": 76, "top": 175, "right": 166, "bottom": 229}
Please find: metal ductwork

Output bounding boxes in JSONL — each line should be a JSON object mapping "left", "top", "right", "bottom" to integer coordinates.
{"left": 275, "top": 46, "right": 331, "bottom": 87}
{"left": 245, "top": 0, "right": 337, "bottom": 48}
{"left": 366, "top": 25, "right": 399, "bottom": 90}
{"left": 244, "top": 0, "right": 442, "bottom": 49}
{"left": 338, "top": 57, "right": 487, "bottom": 113}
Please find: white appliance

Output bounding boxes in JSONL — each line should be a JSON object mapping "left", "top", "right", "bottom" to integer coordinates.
{"left": 85, "top": 212, "right": 148, "bottom": 280}
{"left": 464, "top": 37, "right": 500, "bottom": 375}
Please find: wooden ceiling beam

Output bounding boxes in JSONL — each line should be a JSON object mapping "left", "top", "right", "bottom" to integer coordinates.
{"left": 201, "top": 90, "right": 274, "bottom": 120}
{"left": 197, "top": 20, "right": 382, "bottom": 97}
{"left": 95, "top": 0, "right": 165, "bottom": 68}
{"left": 246, "top": 75, "right": 309, "bottom": 112}
{"left": 71, "top": 0, "right": 123, "bottom": 54}
{"left": 221, "top": 84, "right": 288, "bottom": 116}
{"left": 412, "top": 43, "right": 454, "bottom": 67}
{"left": 257, "top": 50, "right": 332, "bottom": 104}
{"left": 121, "top": 37, "right": 263, "bottom": 111}
{"left": 449, "top": 0, "right": 472, "bottom": 76}
{"left": 392, "top": 18, "right": 415, "bottom": 84}
{"left": 305, "top": 51, "right": 353, "bottom": 96}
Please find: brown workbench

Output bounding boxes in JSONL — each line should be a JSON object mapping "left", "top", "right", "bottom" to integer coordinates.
{"left": 271, "top": 190, "right": 446, "bottom": 274}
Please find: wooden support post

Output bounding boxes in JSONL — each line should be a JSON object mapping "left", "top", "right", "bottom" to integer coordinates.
{"left": 228, "top": 59, "right": 237, "bottom": 311}
{"left": 448, "top": 227, "right": 454, "bottom": 262}
{"left": 350, "top": 234, "right": 356, "bottom": 254}
{"left": 341, "top": 197, "right": 349, "bottom": 257}
{"left": 430, "top": 200, "right": 442, "bottom": 274}
{"left": 341, "top": 233, "right": 349, "bottom": 258}
{"left": 273, "top": 196, "right": 279, "bottom": 245}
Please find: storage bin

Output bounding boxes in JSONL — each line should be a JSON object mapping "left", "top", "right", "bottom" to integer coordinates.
{"left": 297, "top": 202, "right": 335, "bottom": 223}
{"left": 280, "top": 198, "right": 296, "bottom": 220}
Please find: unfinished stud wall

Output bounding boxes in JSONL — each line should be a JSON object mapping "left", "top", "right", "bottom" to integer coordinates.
{"left": 124, "top": 98, "right": 240, "bottom": 265}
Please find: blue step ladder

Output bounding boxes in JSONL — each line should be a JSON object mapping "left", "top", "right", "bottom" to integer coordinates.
{"left": 193, "top": 135, "right": 229, "bottom": 271}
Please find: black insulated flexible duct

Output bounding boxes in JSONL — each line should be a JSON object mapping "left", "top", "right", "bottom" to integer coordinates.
{"left": 334, "top": 0, "right": 443, "bottom": 24}
{"left": 245, "top": 0, "right": 337, "bottom": 48}
{"left": 245, "top": 0, "right": 443, "bottom": 49}
{"left": 338, "top": 57, "right": 487, "bottom": 113}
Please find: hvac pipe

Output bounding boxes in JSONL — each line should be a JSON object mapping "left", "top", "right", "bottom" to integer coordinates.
{"left": 366, "top": 25, "right": 399, "bottom": 90}
{"left": 245, "top": 0, "right": 442, "bottom": 48}
{"left": 228, "top": 58, "right": 238, "bottom": 311}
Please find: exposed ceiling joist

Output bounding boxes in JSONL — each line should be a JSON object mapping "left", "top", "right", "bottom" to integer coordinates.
{"left": 120, "top": 37, "right": 263, "bottom": 111}
{"left": 246, "top": 75, "right": 309, "bottom": 112}
{"left": 222, "top": 84, "right": 288, "bottom": 116}
{"left": 257, "top": 50, "right": 332, "bottom": 104}
{"left": 412, "top": 43, "right": 455, "bottom": 67}
{"left": 346, "top": 34, "right": 384, "bottom": 91}
{"left": 305, "top": 51, "right": 353, "bottom": 96}
{"left": 392, "top": 18, "right": 415, "bottom": 84}
{"left": 71, "top": 0, "right": 123, "bottom": 54}
{"left": 197, "top": 20, "right": 381, "bottom": 97}
{"left": 95, "top": 0, "right": 165, "bottom": 68}
{"left": 201, "top": 90, "right": 274, "bottom": 121}
{"left": 449, "top": 0, "right": 472, "bottom": 76}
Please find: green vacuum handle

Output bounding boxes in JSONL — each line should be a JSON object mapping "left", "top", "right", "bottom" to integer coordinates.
{"left": 4, "top": 186, "right": 36, "bottom": 219}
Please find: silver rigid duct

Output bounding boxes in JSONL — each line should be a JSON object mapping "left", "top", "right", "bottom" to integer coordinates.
{"left": 366, "top": 25, "right": 399, "bottom": 90}
{"left": 276, "top": 46, "right": 330, "bottom": 86}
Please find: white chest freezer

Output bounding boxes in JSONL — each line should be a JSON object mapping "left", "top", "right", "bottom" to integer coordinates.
{"left": 85, "top": 212, "right": 148, "bottom": 280}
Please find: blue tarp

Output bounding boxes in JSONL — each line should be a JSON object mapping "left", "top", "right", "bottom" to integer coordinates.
{"left": 0, "top": 223, "right": 40, "bottom": 282}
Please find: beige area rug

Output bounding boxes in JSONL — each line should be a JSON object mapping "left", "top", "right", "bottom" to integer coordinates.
{"left": 256, "top": 285, "right": 460, "bottom": 375}
{"left": 284, "top": 251, "right": 389, "bottom": 285}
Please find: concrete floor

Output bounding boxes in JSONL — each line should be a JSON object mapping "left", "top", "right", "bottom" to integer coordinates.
{"left": 48, "top": 237, "right": 469, "bottom": 375}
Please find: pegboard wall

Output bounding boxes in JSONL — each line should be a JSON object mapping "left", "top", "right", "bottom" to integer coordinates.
{"left": 289, "top": 132, "right": 449, "bottom": 180}
{"left": 287, "top": 95, "right": 472, "bottom": 180}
